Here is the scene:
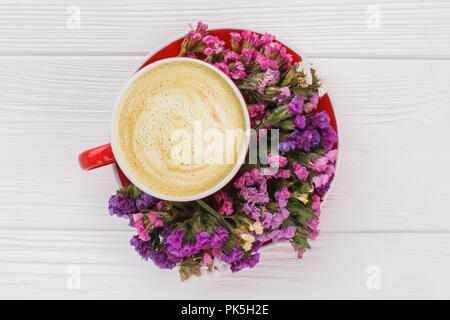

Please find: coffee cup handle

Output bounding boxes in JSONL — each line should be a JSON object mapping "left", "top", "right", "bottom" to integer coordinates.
{"left": 78, "top": 143, "right": 116, "bottom": 170}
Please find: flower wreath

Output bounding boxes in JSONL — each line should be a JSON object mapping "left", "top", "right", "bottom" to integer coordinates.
{"left": 108, "top": 22, "right": 338, "bottom": 280}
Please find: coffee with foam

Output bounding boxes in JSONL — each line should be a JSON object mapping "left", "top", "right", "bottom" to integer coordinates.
{"left": 113, "top": 60, "right": 247, "bottom": 199}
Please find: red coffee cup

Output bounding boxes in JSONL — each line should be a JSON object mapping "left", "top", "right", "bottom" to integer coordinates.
{"left": 79, "top": 57, "right": 250, "bottom": 201}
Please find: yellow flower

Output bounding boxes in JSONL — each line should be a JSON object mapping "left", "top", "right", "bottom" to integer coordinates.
{"left": 240, "top": 233, "right": 256, "bottom": 252}
{"left": 249, "top": 220, "right": 264, "bottom": 235}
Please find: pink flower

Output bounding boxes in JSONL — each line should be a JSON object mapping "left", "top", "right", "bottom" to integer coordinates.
{"left": 310, "top": 156, "right": 329, "bottom": 172}
{"left": 267, "top": 153, "right": 288, "bottom": 168}
{"left": 132, "top": 213, "right": 144, "bottom": 223}
{"left": 197, "top": 21, "right": 208, "bottom": 31}
{"left": 241, "top": 48, "right": 256, "bottom": 64}
{"left": 274, "top": 169, "right": 291, "bottom": 179}
{"left": 148, "top": 211, "right": 163, "bottom": 228}
{"left": 224, "top": 50, "right": 240, "bottom": 63}
{"left": 312, "top": 173, "right": 330, "bottom": 188}
{"left": 214, "top": 62, "right": 230, "bottom": 76}
{"left": 255, "top": 53, "right": 279, "bottom": 71}
{"left": 241, "top": 30, "right": 253, "bottom": 41}
{"left": 230, "top": 61, "right": 246, "bottom": 80}
{"left": 234, "top": 171, "right": 254, "bottom": 189}
{"left": 275, "top": 86, "right": 290, "bottom": 103}
{"left": 214, "top": 192, "right": 234, "bottom": 216}
{"left": 292, "top": 162, "right": 309, "bottom": 180}
{"left": 308, "top": 218, "right": 320, "bottom": 240}
{"left": 192, "top": 32, "right": 202, "bottom": 41}
{"left": 311, "top": 194, "right": 321, "bottom": 216}
{"left": 156, "top": 201, "right": 165, "bottom": 209}
{"left": 211, "top": 248, "right": 222, "bottom": 258}
{"left": 275, "top": 186, "right": 291, "bottom": 208}
{"left": 230, "top": 32, "right": 241, "bottom": 42}
{"left": 296, "top": 248, "right": 304, "bottom": 259}
{"left": 135, "top": 219, "right": 151, "bottom": 241}
{"left": 326, "top": 149, "right": 338, "bottom": 163}
{"left": 203, "top": 252, "right": 213, "bottom": 265}
{"left": 260, "top": 33, "right": 276, "bottom": 44}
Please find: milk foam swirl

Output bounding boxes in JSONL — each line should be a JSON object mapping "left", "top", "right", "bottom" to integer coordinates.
{"left": 113, "top": 60, "right": 247, "bottom": 198}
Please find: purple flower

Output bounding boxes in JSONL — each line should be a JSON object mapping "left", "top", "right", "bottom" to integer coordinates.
{"left": 130, "top": 235, "right": 152, "bottom": 260}
{"left": 108, "top": 194, "right": 136, "bottom": 217}
{"left": 310, "top": 111, "right": 330, "bottom": 130}
{"left": 166, "top": 228, "right": 185, "bottom": 249}
{"left": 288, "top": 94, "right": 305, "bottom": 114}
{"left": 243, "top": 203, "right": 261, "bottom": 220}
{"left": 275, "top": 86, "right": 290, "bottom": 104}
{"left": 241, "top": 187, "right": 270, "bottom": 204}
{"left": 321, "top": 126, "right": 337, "bottom": 151}
{"left": 294, "top": 115, "right": 306, "bottom": 129}
{"left": 316, "top": 173, "right": 335, "bottom": 195}
{"left": 288, "top": 127, "right": 320, "bottom": 152}
{"left": 195, "top": 232, "right": 211, "bottom": 250}
{"left": 284, "top": 226, "right": 297, "bottom": 239}
{"left": 211, "top": 226, "right": 229, "bottom": 248}
{"left": 135, "top": 192, "right": 156, "bottom": 211}
{"left": 230, "top": 253, "right": 260, "bottom": 273}
{"left": 222, "top": 246, "right": 244, "bottom": 264}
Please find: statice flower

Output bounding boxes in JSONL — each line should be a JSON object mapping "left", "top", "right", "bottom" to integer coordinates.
{"left": 316, "top": 173, "right": 335, "bottom": 195}
{"left": 166, "top": 228, "right": 185, "bottom": 248}
{"left": 321, "top": 126, "right": 338, "bottom": 151}
{"left": 288, "top": 127, "right": 321, "bottom": 152}
{"left": 311, "top": 194, "right": 321, "bottom": 216}
{"left": 135, "top": 192, "right": 156, "bottom": 211}
{"left": 292, "top": 162, "right": 309, "bottom": 180}
{"left": 310, "top": 111, "right": 330, "bottom": 130}
{"left": 214, "top": 191, "right": 234, "bottom": 216}
{"left": 241, "top": 186, "right": 270, "bottom": 204}
{"left": 308, "top": 218, "right": 320, "bottom": 240}
{"left": 221, "top": 246, "right": 244, "bottom": 264}
{"left": 288, "top": 94, "right": 305, "bottom": 114}
{"left": 108, "top": 194, "right": 136, "bottom": 218}
{"left": 303, "top": 93, "right": 320, "bottom": 113}
{"left": 310, "top": 156, "right": 329, "bottom": 172}
{"left": 195, "top": 232, "right": 211, "bottom": 251}
{"left": 243, "top": 203, "right": 261, "bottom": 220}
{"left": 211, "top": 226, "right": 229, "bottom": 248}
{"left": 255, "top": 53, "right": 279, "bottom": 71}
{"left": 230, "top": 61, "right": 246, "bottom": 80}
{"left": 248, "top": 102, "right": 266, "bottom": 127}
{"left": 133, "top": 213, "right": 151, "bottom": 241}
{"left": 275, "top": 86, "right": 290, "bottom": 104}
{"left": 241, "top": 48, "right": 256, "bottom": 64}
{"left": 230, "top": 253, "right": 260, "bottom": 273}
{"left": 274, "top": 186, "right": 290, "bottom": 208}
{"left": 230, "top": 32, "right": 241, "bottom": 43}
{"left": 257, "top": 69, "right": 280, "bottom": 94}
{"left": 294, "top": 115, "right": 306, "bottom": 129}
{"left": 130, "top": 235, "right": 153, "bottom": 260}
{"left": 267, "top": 153, "right": 288, "bottom": 168}
{"left": 214, "top": 62, "right": 230, "bottom": 76}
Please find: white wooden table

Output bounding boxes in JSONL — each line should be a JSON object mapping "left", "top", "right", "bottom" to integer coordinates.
{"left": 1, "top": 0, "right": 450, "bottom": 299}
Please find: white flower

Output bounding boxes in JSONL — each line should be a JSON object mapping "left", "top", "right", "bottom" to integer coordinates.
{"left": 249, "top": 220, "right": 264, "bottom": 235}
{"left": 241, "top": 233, "right": 256, "bottom": 251}
{"left": 296, "top": 58, "right": 313, "bottom": 86}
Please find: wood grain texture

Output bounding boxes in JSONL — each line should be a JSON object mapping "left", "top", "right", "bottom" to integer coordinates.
{"left": 1, "top": 56, "right": 449, "bottom": 232}
{"left": 0, "top": 0, "right": 449, "bottom": 57}
{"left": 1, "top": 230, "right": 449, "bottom": 299}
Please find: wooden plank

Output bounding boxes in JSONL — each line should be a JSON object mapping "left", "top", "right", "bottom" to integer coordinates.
{"left": 0, "top": 230, "right": 449, "bottom": 299}
{"left": 0, "top": 0, "right": 449, "bottom": 57}
{"left": 0, "top": 56, "right": 449, "bottom": 232}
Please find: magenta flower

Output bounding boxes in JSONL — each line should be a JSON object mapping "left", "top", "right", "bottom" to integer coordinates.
{"left": 292, "top": 162, "right": 309, "bottom": 181}
{"left": 267, "top": 153, "right": 288, "bottom": 168}
{"left": 230, "top": 32, "right": 241, "bottom": 42}
{"left": 213, "top": 62, "right": 230, "bottom": 76}
{"left": 197, "top": 21, "right": 208, "bottom": 31}
{"left": 311, "top": 194, "right": 321, "bottom": 216}
{"left": 310, "top": 156, "right": 329, "bottom": 172}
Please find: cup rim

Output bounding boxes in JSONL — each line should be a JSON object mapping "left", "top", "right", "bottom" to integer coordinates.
{"left": 110, "top": 57, "right": 251, "bottom": 202}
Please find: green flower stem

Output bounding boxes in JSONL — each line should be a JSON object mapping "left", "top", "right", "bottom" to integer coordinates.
{"left": 195, "top": 199, "right": 236, "bottom": 233}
